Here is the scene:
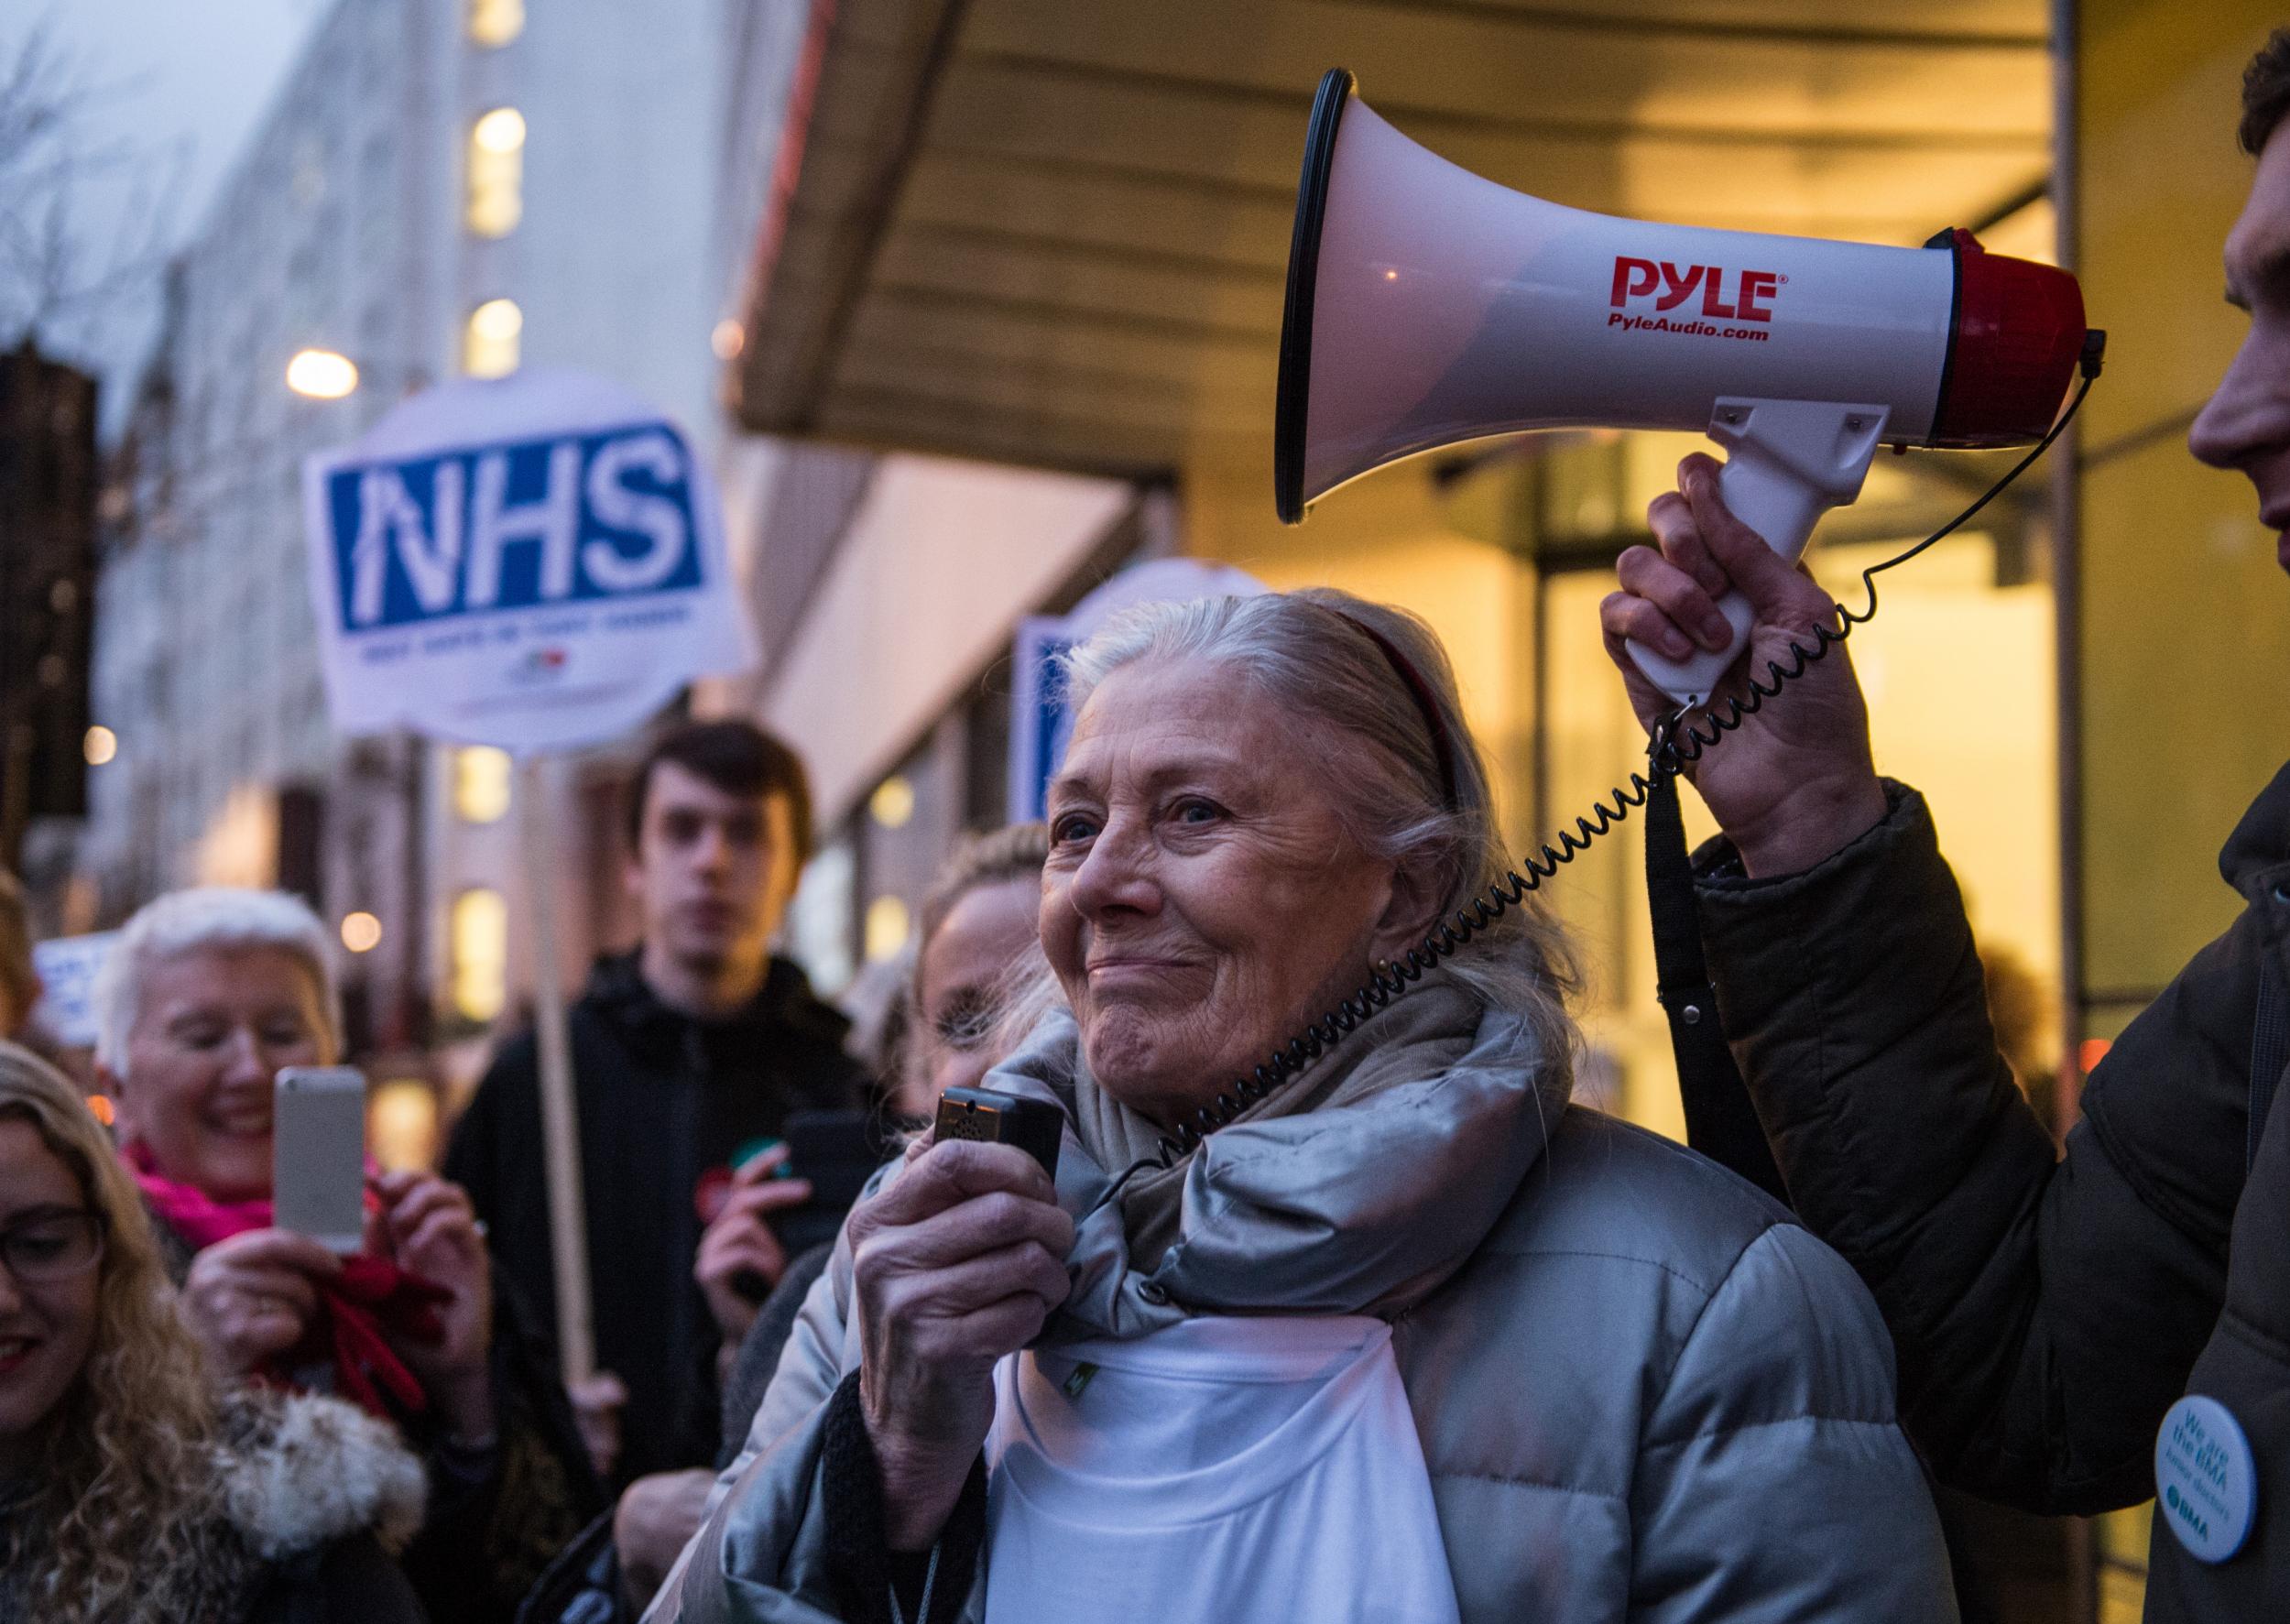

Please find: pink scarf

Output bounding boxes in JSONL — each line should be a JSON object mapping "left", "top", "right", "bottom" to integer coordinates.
{"left": 125, "top": 1142, "right": 450, "bottom": 1421}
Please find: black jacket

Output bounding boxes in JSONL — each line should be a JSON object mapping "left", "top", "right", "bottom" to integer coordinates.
{"left": 1, "top": 1388, "right": 430, "bottom": 1624}
{"left": 445, "top": 951, "right": 867, "bottom": 1484}
{"left": 245, "top": 1536, "right": 428, "bottom": 1624}
{"left": 151, "top": 1207, "right": 605, "bottom": 1624}
{"left": 514, "top": 1241, "right": 838, "bottom": 1624}
{"left": 1695, "top": 772, "right": 2290, "bottom": 1617}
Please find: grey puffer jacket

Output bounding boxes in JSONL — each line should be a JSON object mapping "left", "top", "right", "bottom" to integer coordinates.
{"left": 652, "top": 984, "right": 1956, "bottom": 1624}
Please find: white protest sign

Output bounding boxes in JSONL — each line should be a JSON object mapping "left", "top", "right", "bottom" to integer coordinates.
{"left": 1007, "top": 559, "right": 1267, "bottom": 822}
{"left": 301, "top": 368, "right": 756, "bottom": 755}
{"left": 301, "top": 368, "right": 756, "bottom": 1382}
{"left": 29, "top": 932, "right": 117, "bottom": 1050}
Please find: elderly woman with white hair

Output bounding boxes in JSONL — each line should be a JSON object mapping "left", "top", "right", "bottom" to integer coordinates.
{"left": 93, "top": 886, "right": 604, "bottom": 1624}
{"left": 654, "top": 588, "right": 1956, "bottom": 1624}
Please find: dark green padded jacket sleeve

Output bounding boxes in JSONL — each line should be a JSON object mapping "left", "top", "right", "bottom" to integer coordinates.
{"left": 1695, "top": 780, "right": 2252, "bottom": 1515}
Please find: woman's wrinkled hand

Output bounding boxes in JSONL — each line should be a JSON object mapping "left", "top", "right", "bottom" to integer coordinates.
{"left": 180, "top": 1227, "right": 340, "bottom": 1376}
{"left": 851, "top": 1137, "right": 1073, "bottom": 1550}
{"left": 374, "top": 1169, "right": 496, "bottom": 1440}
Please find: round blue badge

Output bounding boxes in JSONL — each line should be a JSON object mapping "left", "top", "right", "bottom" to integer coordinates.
{"left": 2155, "top": 1395, "right": 2258, "bottom": 1564}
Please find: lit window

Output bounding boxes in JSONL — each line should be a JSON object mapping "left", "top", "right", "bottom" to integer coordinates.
{"left": 864, "top": 894, "right": 911, "bottom": 964}
{"left": 868, "top": 776, "right": 915, "bottom": 830}
{"left": 468, "top": 0, "right": 523, "bottom": 47}
{"left": 454, "top": 746, "right": 513, "bottom": 823}
{"left": 473, "top": 107, "right": 525, "bottom": 153}
{"left": 466, "top": 107, "right": 524, "bottom": 237}
{"left": 452, "top": 888, "right": 508, "bottom": 1020}
{"left": 367, "top": 1079, "right": 440, "bottom": 1172}
{"left": 463, "top": 298, "right": 522, "bottom": 378}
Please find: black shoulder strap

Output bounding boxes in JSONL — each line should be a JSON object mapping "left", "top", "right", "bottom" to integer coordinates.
{"left": 1644, "top": 757, "right": 1792, "bottom": 1207}
{"left": 2251, "top": 954, "right": 2289, "bottom": 1177}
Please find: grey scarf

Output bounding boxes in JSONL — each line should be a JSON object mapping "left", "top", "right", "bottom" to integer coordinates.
{"left": 983, "top": 974, "right": 1573, "bottom": 1346}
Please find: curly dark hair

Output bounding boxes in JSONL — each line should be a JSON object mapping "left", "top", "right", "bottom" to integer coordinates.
{"left": 2241, "top": 27, "right": 2290, "bottom": 156}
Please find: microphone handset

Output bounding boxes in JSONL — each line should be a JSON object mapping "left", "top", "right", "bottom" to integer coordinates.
{"left": 935, "top": 1085, "right": 1064, "bottom": 1181}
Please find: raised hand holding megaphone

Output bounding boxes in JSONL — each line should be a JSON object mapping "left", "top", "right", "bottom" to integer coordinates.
{"left": 1274, "top": 69, "right": 2091, "bottom": 709}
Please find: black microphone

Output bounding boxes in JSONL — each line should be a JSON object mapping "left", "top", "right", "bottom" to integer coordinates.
{"left": 933, "top": 1086, "right": 1063, "bottom": 1181}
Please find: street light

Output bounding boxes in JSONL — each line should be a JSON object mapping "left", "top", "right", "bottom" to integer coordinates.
{"left": 286, "top": 348, "right": 361, "bottom": 399}
{"left": 464, "top": 299, "right": 523, "bottom": 377}
{"left": 473, "top": 106, "right": 527, "bottom": 154}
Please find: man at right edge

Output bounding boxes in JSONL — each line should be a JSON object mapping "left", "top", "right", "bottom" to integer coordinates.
{"left": 1600, "top": 32, "right": 2290, "bottom": 1620}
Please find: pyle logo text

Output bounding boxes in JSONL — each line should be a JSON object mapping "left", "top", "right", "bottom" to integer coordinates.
{"left": 1609, "top": 257, "right": 1780, "bottom": 322}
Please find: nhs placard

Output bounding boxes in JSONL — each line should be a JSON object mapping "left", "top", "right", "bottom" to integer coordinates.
{"left": 302, "top": 369, "right": 756, "bottom": 753}
{"left": 1005, "top": 559, "right": 1268, "bottom": 821}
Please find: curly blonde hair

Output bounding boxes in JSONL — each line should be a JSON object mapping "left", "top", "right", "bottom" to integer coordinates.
{"left": 0, "top": 1041, "right": 237, "bottom": 1623}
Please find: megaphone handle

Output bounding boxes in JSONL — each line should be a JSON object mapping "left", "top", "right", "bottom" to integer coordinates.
{"left": 1624, "top": 398, "right": 1890, "bottom": 708}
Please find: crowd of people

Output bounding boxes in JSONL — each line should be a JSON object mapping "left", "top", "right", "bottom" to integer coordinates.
{"left": 9, "top": 29, "right": 2290, "bottom": 1624}
{"left": 0, "top": 716, "right": 1064, "bottom": 1624}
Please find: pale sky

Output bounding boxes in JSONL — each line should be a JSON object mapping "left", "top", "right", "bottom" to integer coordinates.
{"left": 8, "top": 0, "right": 330, "bottom": 420}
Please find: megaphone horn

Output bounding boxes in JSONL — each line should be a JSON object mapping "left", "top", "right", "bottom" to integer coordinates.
{"left": 1274, "top": 68, "right": 2094, "bottom": 708}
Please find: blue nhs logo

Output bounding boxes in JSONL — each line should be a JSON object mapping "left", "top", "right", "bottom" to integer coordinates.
{"left": 325, "top": 423, "right": 703, "bottom": 630}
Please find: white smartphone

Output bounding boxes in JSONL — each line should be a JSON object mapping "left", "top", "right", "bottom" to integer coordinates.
{"left": 273, "top": 1066, "right": 368, "bottom": 1252}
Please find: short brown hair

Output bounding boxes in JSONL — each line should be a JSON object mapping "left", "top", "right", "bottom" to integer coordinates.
{"left": 2241, "top": 28, "right": 2290, "bottom": 155}
{"left": 626, "top": 719, "right": 814, "bottom": 866}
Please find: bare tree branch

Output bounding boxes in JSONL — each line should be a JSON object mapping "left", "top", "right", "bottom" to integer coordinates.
{"left": 0, "top": 12, "right": 184, "bottom": 355}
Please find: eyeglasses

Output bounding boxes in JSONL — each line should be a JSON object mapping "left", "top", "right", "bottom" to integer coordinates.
{"left": 0, "top": 1211, "right": 107, "bottom": 1284}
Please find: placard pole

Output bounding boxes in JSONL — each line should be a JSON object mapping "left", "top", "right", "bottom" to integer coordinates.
{"left": 518, "top": 754, "right": 594, "bottom": 1383}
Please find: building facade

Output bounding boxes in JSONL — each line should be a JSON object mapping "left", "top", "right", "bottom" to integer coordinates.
{"left": 84, "top": 0, "right": 722, "bottom": 1122}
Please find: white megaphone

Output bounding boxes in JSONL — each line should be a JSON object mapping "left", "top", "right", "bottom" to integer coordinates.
{"left": 1275, "top": 69, "right": 2096, "bottom": 708}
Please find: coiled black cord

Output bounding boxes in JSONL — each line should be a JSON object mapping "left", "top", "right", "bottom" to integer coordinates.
{"left": 1150, "top": 358, "right": 2103, "bottom": 1169}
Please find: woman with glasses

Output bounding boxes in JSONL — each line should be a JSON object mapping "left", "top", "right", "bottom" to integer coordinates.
{"left": 0, "top": 1041, "right": 428, "bottom": 1622}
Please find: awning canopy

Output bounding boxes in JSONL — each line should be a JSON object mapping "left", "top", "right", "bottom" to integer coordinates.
{"left": 733, "top": 0, "right": 2051, "bottom": 482}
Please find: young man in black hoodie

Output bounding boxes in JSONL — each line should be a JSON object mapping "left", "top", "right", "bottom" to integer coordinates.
{"left": 446, "top": 720, "right": 867, "bottom": 1488}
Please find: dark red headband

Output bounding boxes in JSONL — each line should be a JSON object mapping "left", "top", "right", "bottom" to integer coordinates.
{"left": 1338, "top": 613, "right": 1460, "bottom": 813}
